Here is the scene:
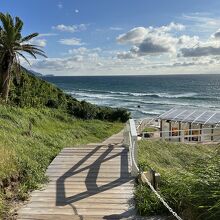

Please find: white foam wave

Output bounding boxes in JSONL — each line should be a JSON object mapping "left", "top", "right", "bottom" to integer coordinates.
{"left": 70, "top": 89, "right": 198, "bottom": 99}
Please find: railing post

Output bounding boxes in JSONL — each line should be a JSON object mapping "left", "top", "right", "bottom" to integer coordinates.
{"left": 123, "top": 122, "right": 130, "bottom": 148}
{"left": 181, "top": 129, "right": 184, "bottom": 142}
{"left": 200, "top": 124, "right": 204, "bottom": 142}
{"left": 129, "top": 119, "right": 139, "bottom": 177}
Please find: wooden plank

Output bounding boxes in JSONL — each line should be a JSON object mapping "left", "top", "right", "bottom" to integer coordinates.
{"left": 27, "top": 197, "right": 132, "bottom": 204}
{"left": 30, "top": 192, "right": 133, "bottom": 198}
{"left": 39, "top": 184, "right": 133, "bottom": 190}
{"left": 31, "top": 189, "right": 133, "bottom": 195}
{"left": 19, "top": 208, "right": 128, "bottom": 215}
{"left": 46, "top": 167, "right": 129, "bottom": 173}
{"left": 18, "top": 214, "right": 134, "bottom": 220}
{"left": 23, "top": 202, "right": 130, "bottom": 209}
{"left": 18, "top": 138, "right": 135, "bottom": 219}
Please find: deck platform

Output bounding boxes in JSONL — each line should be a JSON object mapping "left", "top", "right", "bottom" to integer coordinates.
{"left": 17, "top": 132, "right": 135, "bottom": 219}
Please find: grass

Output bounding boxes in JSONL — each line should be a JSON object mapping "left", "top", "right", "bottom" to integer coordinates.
{"left": 135, "top": 140, "right": 220, "bottom": 220}
{"left": 0, "top": 105, "right": 123, "bottom": 218}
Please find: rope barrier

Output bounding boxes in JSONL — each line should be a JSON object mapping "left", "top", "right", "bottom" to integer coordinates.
{"left": 127, "top": 120, "right": 183, "bottom": 220}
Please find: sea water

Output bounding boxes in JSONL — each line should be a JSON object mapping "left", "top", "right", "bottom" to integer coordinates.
{"left": 44, "top": 74, "right": 220, "bottom": 119}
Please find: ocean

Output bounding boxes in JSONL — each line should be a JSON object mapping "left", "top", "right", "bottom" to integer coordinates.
{"left": 43, "top": 74, "right": 220, "bottom": 119}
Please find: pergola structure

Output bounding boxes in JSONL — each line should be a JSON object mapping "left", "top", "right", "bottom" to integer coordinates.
{"left": 157, "top": 107, "right": 220, "bottom": 142}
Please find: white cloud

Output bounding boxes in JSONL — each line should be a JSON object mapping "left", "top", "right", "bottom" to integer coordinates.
{"left": 117, "top": 51, "right": 137, "bottom": 59}
{"left": 181, "top": 13, "right": 220, "bottom": 34}
{"left": 110, "top": 27, "right": 123, "bottom": 31}
{"left": 180, "top": 45, "right": 220, "bottom": 57}
{"left": 30, "top": 38, "right": 47, "bottom": 47}
{"left": 117, "top": 23, "right": 183, "bottom": 57}
{"left": 68, "top": 47, "right": 101, "bottom": 54}
{"left": 59, "top": 38, "right": 84, "bottom": 46}
{"left": 117, "top": 27, "right": 148, "bottom": 44}
{"left": 57, "top": 2, "right": 63, "bottom": 9}
{"left": 178, "top": 35, "right": 199, "bottom": 47}
{"left": 211, "top": 29, "right": 220, "bottom": 40}
{"left": 27, "top": 20, "right": 220, "bottom": 75}
{"left": 179, "top": 30, "right": 220, "bottom": 57}
{"left": 52, "top": 24, "right": 87, "bottom": 33}
{"left": 158, "top": 22, "right": 185, "bottom": 32}
{"left": 38, "top": 33, "right": 58, "bottom": 37}
{"left": 75, "top": 9, "right": 79, "bottom": 13}
{"left": 29, "top": 50, "right": 220, "bottom": 76}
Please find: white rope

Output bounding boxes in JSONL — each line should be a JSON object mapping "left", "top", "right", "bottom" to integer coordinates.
{"left": 128, "top": 123, "right": 183, "bottom": 220}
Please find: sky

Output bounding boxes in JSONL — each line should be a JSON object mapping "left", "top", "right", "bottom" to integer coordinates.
{"left": 2, "top": 0, "right": 220, "bottom": 75}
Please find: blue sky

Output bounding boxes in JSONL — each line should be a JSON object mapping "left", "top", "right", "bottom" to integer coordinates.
{"left": 2, "top": 0, "right": 220, "bottom": 75}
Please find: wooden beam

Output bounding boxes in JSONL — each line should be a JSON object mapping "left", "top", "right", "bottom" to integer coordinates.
{"left": 211, "top": 125, "right": 214, "bottom": 141}
{"left": 200, "top": 124, "right": 203, "bottom": 142}
{"left": 189, "top": 122, "right": 192, "bottom": 141}
{"left": 178, "top": 121, "right": 181, "bottom": 142}
{"left": 160, "top": 120, "right": 163, "bottom": 138}
{"left": 169, "top": 121, "right": 172, "bottom": 141}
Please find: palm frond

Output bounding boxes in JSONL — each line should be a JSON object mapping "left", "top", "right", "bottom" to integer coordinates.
{"left": 15, "top": 16, "right": 23, "bottom": 34}
{"left": 16, "top": 52, "right": 31, "bottom": 65}
{"left": 21, "top": 49, "right": 37, "bottom": 59}
{"left": 0, "top": 13, "right": 10, "bottom": 32}
{"left": 20, "top": 33, "right": 39, "bottom": 43}
{"left": 19, "top": 44, "right": 47, "bottom": 58}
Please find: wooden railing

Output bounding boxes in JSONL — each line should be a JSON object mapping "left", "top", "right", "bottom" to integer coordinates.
{"left": 123, "top": 119, "right": 139, "bottom": 177}
{"left": 141, "top": 126, "right": 220, "bottom": 143}
{"left": 135, "top": 117, "right": 220, "bottom": 143}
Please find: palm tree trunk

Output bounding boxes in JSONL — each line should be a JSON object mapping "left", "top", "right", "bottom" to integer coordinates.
{"left": 0, "top": 53, "right": 13, "bottom": 102}
{"left": 0, "top": 71, "right": 11, "bottom": 102}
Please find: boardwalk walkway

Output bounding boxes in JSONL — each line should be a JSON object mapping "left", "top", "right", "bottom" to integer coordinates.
{"left": 18, "top": 131, "right": 136, "bottom": 220}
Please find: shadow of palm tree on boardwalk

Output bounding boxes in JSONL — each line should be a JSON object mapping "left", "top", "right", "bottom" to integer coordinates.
{"left": 56, "top": 145, "right": 135, "bottom": 219}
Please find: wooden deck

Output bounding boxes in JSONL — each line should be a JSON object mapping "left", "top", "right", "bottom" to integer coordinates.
{"left": 18, "top": 131, "right": 135, "bottom": 220}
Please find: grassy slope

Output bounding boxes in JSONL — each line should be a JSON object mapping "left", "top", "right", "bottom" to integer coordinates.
{"left": 135, "top": 140, "right": 220, "bottom": 220}
{"left": 8, "top": 69, "right": 130, "bottom": 122}
{"left": 0, "top": 105, "right": 123, "bottom": 218}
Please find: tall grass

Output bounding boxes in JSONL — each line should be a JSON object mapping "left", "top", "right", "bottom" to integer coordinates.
{"left": 135, "top": 140, "right": 220, "bottom": 220}
{"left": 0, "top": 105, "right": 123, "bottom": 218}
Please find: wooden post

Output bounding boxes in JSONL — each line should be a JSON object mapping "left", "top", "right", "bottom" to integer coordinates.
{"left": 169, "top": 121, "right": 172, "bottom": 141}
{"left": 189, "top": 122, "right": 192, "bottom": 141}
{"left": 211, "top": 125, "right": 214, "bottom": 141}
{"left": 129, "top": 119, "right": 139, "bottom": 177}
{"left": 178, "top": 121, "right": 181, "bottom": 142}
{"left": 151, "top": 169, "right": 156, "bottom": 189}
{"left": 200, "top": 124, "right": 203, "bottom": 142}
{"left": 160, "top": 120, "right": 163, "bottom": 138}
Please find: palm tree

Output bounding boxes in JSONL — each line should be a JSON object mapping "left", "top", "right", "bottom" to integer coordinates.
{"left": 0, "top": 12, "right": 46, "bottom": 102}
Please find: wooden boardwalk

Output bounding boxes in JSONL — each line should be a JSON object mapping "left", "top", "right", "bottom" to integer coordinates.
{"left": 18, "top": 131, "right": 136, "bottom": 220}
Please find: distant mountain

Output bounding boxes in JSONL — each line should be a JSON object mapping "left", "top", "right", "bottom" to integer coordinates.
{"left": 43, "top": 74, "right": 55, "bottom": 77}
{"left": 20, "top": 66, "right": 43, "bottom": 77}
{"left": 28, "top": 69, "right": 43, "bottom": 77}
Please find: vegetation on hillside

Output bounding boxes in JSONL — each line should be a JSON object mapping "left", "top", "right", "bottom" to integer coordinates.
{"left": 8, "top": 68, "right": 130, "bottom": 122}
{"left": 0, "top": 106, "right": 123, "bottom": 218}
{"left": 135, "top": 140, "right": 220, "bottom": 220}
